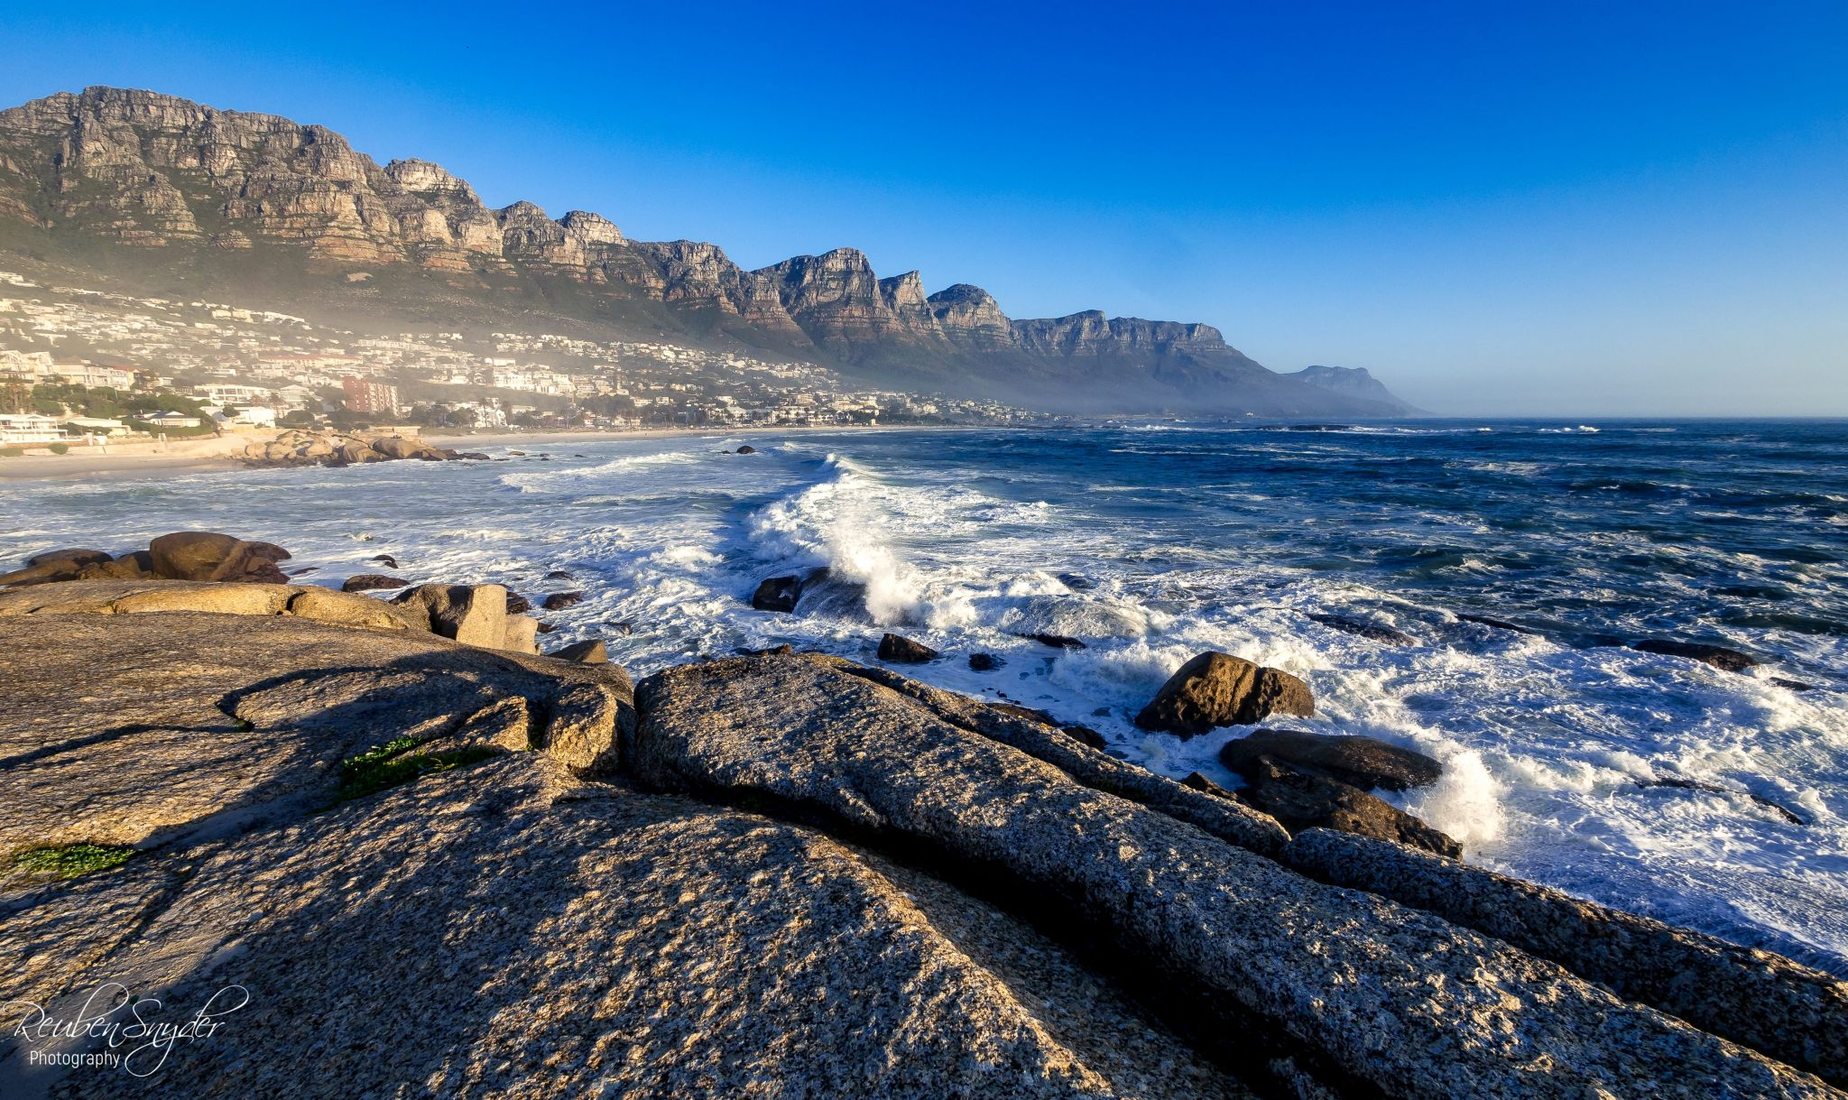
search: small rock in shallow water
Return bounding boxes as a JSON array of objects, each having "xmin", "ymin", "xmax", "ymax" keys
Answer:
[
  {"xmin": 878, "ymin": 633, "xmax": 938, "ymax": 663},
  {"xmin": 1239, "ymin": 755, "xmax": 1462, "ymax": 858},
  {"xmin": 548, "ymin": 639, "xmax": 608, "ymax": 664},
  {"xmin": 1134, "ymin": 651, "xmax": 1314, "ymax": 737},
  {"xmin": 1635, "ymin": 776, "xmax": 1806, "ymax": 825},
  {"xmin": 750, "ymin": 575, "xmax": 805, "ymax": 614},
  {"xmin": 1220, "ymin": 730, "xmax": 1442, "ymax": 792},
  {"xmin": 342, "ymin": 574, "xmax": 409, "ymax": 593},
  {"xmin": 1456, "ymin": 612, "xmax": 1542, "ymax": 635},
  {"xmin": 1306, "ymin": 612, "xmax": 1417, "ymax": 646},
  {"xmin": 1631, "ymin": 638, "xmax": 1759, "ymax": 673}
]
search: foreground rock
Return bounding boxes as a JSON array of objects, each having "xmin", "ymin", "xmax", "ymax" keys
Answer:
[
  {"xmin": 1134, "ymin": 651, "xmax": 1314, "ymax": 736},
  {"xmin": 1285, "ymin": 828, "xmax": 1848, "ymax": 1083},
  {"xmin": 149, "ymin": 531, "xmax": 292, "ymax": 583},
  {"xmin": 0, "ymin": 577, "xmax": 543, "ymax": 656},
  {"xmin": 0, "ymin": 609, "xmax": 633, "ymax": 859},
  {"xmin": 633, "ymin": 651, "xmax": 1834, "ymax": 1097},
  {"xmin": 3, "ymin": 590, "xmax": 1843, "ymax": 1097},
  {"xmin": 0, "ymin": 531, "xmax": 292, "ymax": 588}
]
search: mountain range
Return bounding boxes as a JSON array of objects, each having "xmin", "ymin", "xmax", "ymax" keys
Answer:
[{"xmin": 0, "ymin": 87, "xmax": 1419, "ymax": 416}]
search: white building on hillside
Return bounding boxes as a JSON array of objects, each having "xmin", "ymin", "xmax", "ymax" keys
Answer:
[{"xmin": 0, "ymin": 412, "xmax": 64, "ymax": 444}]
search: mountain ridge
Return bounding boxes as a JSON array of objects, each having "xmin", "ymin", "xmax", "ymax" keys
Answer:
[{"xmin": 0, "ymin": 86, "xmax": 1420, "ymax": 416}]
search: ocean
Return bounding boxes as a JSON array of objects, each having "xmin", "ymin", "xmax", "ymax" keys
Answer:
[{"xmin": 6, "ymin": 418, "xmax": 1845, "ymax": 973}]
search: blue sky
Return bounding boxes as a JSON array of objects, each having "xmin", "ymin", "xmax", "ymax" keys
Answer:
[{"xmin": 2, "ymin": 2, "xmax": 1845, "ymax": 414}]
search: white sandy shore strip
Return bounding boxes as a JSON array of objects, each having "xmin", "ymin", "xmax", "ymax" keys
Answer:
[{"xmin": 0, "ymin": 424, "xmax": 972, "ymax": 483}]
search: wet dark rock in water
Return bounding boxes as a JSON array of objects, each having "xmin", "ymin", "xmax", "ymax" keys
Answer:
[
  {"xmin": 505, "ymin": 592, "xmax": 533, "ymax": 615},
  {"xmin": 1771, "ymin": 677, "xmax": 1818, "ymax": 693},
  {"xmin": 342, "ymin": 574, "xmax": 409, "ymax": 593},
  {"xmin": 1456, "ymin": 612, "xmax": 1542, "ymax": 635},
  {"xmin": 1057, "ymin": 572, "xmax": 1096, "ymax": 591},
  {"xmin": 1238, "ymin": 755, "xmax": 1463, "ymax": 858},
  {"xmin": 1306, "ymin": 612, "xmax": 1417, "ymax": 646},
  {"xmin": 1022, "ymin": 632, "xmax": 1088, "ymax": 650},
  {"xmin": 1632, "ymin": 639, "xmax": 1760, "ymax": 673},
  {"xmin": 968, "ymin": 652, "xmax": 1003, "ymax": 671},
  {"xmin": 751, "ymin": 575, "xmax": 805, "ymax": 614},
  {"xmin": 543, "ymin": 591, "xmax": 585, "ymax": 612},
  {"xmin": 1220, "ymin": 730, "xmax": 1442, "ymax": 792},
  {"xmin": 369, "ymin": 554, "xmax": 399, "ymax": 569},
  {"xmin": 877, "ymin": 633, "xmax": 938, "ymax": 663},
  {"xmin": 1134, "ymin": 651, "xmax": 1314, "ymax": 737},
  {"xmin": 1181, "ymin": 771, "xmax": 1238, "ymax": 799},
  {"xmin": 1635, "ymin": 777, "xmax": 1807, "ymax": 825}
]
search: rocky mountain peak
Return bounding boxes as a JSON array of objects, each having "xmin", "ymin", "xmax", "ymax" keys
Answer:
[
  {"xmin": 877, "ymin": 270, "xmax": 928, "ymax": 309},
  {"xmin": 386, "ymin": 159, "xmax": 481, "ymax": 203},
  {"xmin": 561, "ymin": 210, "xmax": 622, "ymax": 244}
]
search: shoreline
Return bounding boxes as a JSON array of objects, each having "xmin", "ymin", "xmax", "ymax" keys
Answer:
[{"xmin": 0, "ymin": 422, "xmax": 974, "ymax": 483}]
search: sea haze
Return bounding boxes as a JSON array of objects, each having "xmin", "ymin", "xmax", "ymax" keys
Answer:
[{"xmin": 5, "ymin": 418, "xmax": 1845, "ymax": 972}]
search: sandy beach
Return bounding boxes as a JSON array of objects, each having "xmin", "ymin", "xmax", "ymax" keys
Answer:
[
  {"xmin": 0, "ymin": 423, "xmax": 958, "ymax": 482},
  {"xmin": 0, "ymin": 431, "xmax": 266, "ymax": 482}
]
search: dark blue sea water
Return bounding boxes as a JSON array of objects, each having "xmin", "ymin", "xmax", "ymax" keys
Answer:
[{"xmin": 5, "ymin": 418, "xmax": 1845, "ymax": 971}]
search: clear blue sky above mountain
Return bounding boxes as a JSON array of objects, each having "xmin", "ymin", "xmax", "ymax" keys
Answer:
[{"xmin": 2, "ymin": 2, "xmax": 1845, "ymax": 415}]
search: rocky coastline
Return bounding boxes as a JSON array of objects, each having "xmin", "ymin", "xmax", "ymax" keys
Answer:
[
  {"xmin": 1, "ymin": 536, "xmax": 1845, "ymax": 1097},
  {"xmin": 239, "ymin": 428, "xmax": 490, "ymax": 468}
]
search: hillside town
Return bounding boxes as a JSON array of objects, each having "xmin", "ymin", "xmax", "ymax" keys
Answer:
[{"xmin": 0, "ymin": 270, "xmax": 1042, "ymax": 448}]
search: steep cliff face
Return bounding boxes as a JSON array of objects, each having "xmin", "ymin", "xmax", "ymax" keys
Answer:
[{"xmin": 0, "ymin": 86, "xmax": 1419, "ymax": 417}]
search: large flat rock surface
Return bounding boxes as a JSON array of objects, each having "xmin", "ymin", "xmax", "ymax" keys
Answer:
[
  {"xmin": 0, "ymin": 610, "xmax": 632, "ymax": 854},
  {"xmin": 3, "ymin": 756, "xmax": 1238, "ymax": 1099}
]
